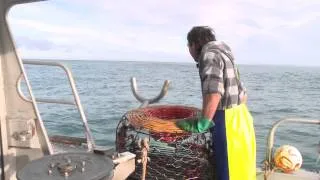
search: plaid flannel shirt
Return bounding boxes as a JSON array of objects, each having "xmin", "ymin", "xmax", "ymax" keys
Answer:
[{"xmin": 198, "ymin": 41, "xmax": 246, "ymax": 110}]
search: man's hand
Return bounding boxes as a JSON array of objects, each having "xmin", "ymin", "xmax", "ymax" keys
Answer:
[{"xmin": 176, "ymin": 116, "xmax": 214, "ymax": 133}]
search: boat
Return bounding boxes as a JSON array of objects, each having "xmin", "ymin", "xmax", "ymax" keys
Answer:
[{"xmin": 0, "ymin": 0, "xmax": 319, "ymax": 179}]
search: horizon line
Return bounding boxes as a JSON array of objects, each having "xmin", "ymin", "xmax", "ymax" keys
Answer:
[{"xmin": 22, "ymin": 58, "xmax": 320, "ymax": 68}]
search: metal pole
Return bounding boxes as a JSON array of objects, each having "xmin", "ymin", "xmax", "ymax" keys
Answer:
[
  {"xmin": 131, "ymin": 77, "xmax": 170, "ymax": 106},
  {"xmin": 23, "ymin": 60, "xmax": 95, "ymax": 151}
]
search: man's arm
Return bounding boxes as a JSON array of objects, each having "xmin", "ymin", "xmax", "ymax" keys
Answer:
[
  {"xmin": 202, "ymin": 93, "xmax": 221, "ymax": 120},
  {"xmin": 200, "ymin": 51, "xmax": 224, "ymax": 121},
  {"xmin": 176, "ymin": 51, "xmax": 224, "ymax": 133},
  {"xmin": 176, "ymin": 91, "xmax": 221, "ymax": 133},
  {"xmin": 239, "ymin": 80, "xmax": 248, "ymax": 104},
  {"xmin": 241, "ymin": 93, "xmax": 248, "ymax": 104}
]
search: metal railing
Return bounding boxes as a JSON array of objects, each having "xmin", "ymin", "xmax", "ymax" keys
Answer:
[
  {"xmin": 265, "ymin": 118, "xmax": 320, "ymax": 172},
  {"xmin": 18, "ymin": 60, "xmax": 95, "ymax": 151}
]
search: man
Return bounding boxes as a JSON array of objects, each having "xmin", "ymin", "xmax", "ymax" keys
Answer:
[{"xmin": 177, "ymin": 26, "xmax": 256, "ymax": 180}]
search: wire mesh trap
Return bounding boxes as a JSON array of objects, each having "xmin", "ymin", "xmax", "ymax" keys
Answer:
[{"xmin": 116, "ymin": 105, "xmax": 214, "ymax": 180}]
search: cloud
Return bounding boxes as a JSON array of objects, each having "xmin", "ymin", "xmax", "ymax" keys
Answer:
[
  {"xmin": 10, "ymin": 18, "xmax": 96, "ymax": 36},
  {"xmin": 16, "ymin": 36, "xmax": 56, "ymax": 51},
  {"xmin": 6, "ymin": 0, "xmax": 320, "ymax": 65},
  {"xmin": 198, "ymin": 0, "xmax": 320, "ymax": 42}
]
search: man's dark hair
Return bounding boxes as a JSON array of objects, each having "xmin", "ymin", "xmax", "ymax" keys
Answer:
[{"xmin": 187, "ymin": 26, "xmax": 216, "ymax": 55}]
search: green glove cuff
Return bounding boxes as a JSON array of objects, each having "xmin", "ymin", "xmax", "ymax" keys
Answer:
[{"xmin": 197, "ymin": 117, "xmax": 214, "ymax": 132}]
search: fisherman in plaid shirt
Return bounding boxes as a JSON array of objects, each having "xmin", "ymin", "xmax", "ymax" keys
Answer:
[{"xmin": 177, "ymin": 26, "xmax": 256, "ymax": 180}]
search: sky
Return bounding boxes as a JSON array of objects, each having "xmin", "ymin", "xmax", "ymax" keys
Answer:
[{"xmin": 6, "ymin": 0, "xmax": 320, "ymax": 66}]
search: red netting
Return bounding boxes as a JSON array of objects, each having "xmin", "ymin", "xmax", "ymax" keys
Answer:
[
  {"xmin": 125, "ymin": 105, "xmax": 199, "ymax": 134},
  {"xmin": 143, "ymin": 105, "xmax": 196, "ymax": 119}
]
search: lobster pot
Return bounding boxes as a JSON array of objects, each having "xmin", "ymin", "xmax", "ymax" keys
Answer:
[{"xmin": 116, "ymin": 105, "xmax": 214, "ymax": 180}]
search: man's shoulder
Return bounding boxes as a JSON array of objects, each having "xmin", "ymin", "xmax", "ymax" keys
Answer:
[{"xmin": 202, "ymin": 51, "xmax": 218, "ymax": 61}]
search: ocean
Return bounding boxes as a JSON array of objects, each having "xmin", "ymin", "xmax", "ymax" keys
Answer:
[{"xmin": 23, "ymin": 60, "xmax": 320, "ymax": 172}]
